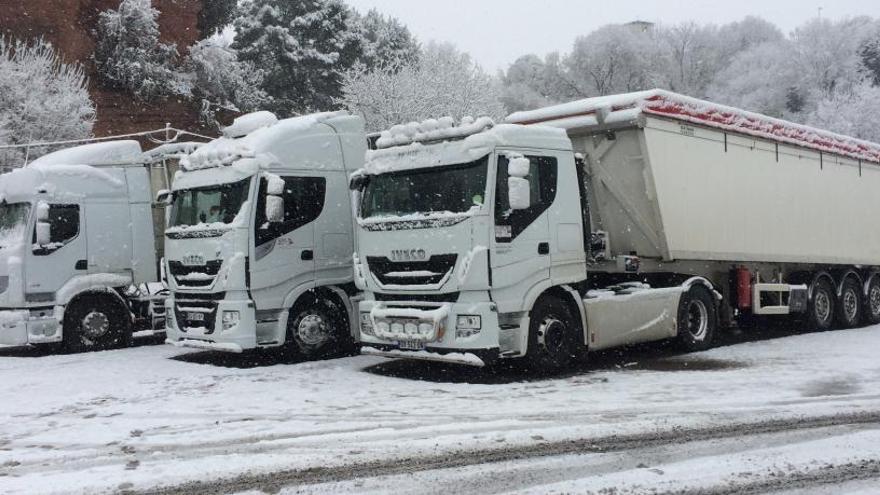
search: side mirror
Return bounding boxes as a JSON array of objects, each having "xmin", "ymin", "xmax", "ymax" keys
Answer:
[
  {"xmin": 156, "ymin": 189, "xmax": 172, "ymax": 205},
  {"xmin": 508, "ymin": 157, "xmax": 531, "ymax": 178},
  {"xmin": 36, "ymin": 201, "xmax": 50, "ymax": 221},
  {"xmin": 35, "ymin": 221, "xmax": 51, "ymax": 246},
  {"xmin": 265, "ymin": 195, "xmax": 284, "ymax": 223},
  {"xmin": 508, "ymin": 177, "xmax": 531, "ymax": 210}
]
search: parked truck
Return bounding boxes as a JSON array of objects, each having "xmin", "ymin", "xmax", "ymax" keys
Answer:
[
  {"xmin": 352, "ymin": 90, "xmax": 880, "ymax": 370},
  {"xmin": 163, "ymin": 111, "xmax": 366, "ymax": 356},
  {"xmin": 0, "ymin": 140, "xmax": 173, "ymax": 352}
]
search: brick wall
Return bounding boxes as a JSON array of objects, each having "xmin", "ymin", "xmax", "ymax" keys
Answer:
[{"xmin": 0, "ymin": 0, "xmax": 213, "ymax": 138}]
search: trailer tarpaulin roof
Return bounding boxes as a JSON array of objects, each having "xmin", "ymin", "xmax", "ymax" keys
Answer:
[{"xmin": 507, "ymin": 89, "xmax": 880, "ymax": 164}]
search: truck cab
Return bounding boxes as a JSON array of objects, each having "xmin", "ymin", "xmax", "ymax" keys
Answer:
[
  {"xmin": 164, "ymin": 111, "xmax": 366, "ymax": 356},
  {"xmin": 353, "ymin": 119, "xmax": 590, "ymax": 366},
  {"xmin": 0, "ymin": 141, "xmax": 166, "ymax": 351}
]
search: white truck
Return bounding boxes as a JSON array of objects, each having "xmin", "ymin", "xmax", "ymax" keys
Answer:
[
  {"xmin": 163, "ymin": 111, "xmax": 366, "ymax": 356},
  {"xmin": 353, "ymin": 90, "xmax": 880, "ymax": 370},
  {"xmin": 0, "ymin": 141, "xmax": 171, "ymax": 352}
]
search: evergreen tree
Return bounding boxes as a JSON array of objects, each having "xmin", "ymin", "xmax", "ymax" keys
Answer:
[
  {"xmin": 198, "ymin": 0, "xmax": 238, "ymax": 37},
  {"xmin": 357, "ymin": 9, "xmax": 420, "ymax": 68},
  {"xmin": 94, "ymin": 0, "xmax": 181, "ymax": 99},
  {"xmin": 232, "ymin": 0, "xmax": 365, "ymax": 115},
  {"xmin": 861, "ymin": 34, "xmax": 880, "ymax": 86}
]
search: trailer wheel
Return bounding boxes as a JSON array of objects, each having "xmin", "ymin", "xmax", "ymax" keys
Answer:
[
  {"xmin": 807, "ymin": 278, "xmax": 835, "ymax": 331},
  {"xmin": 836, "ymin": 277, "xmax": 863, "ymax": 329},
  {"xmin": 676, "ymin": 284, "xmax": 717, "ymax": 352},
  {"xmin": 526, "ymin": 296, "xmax": 578, "ymax": 373},
  {"xmin": 864, "ymin": 277, "xmax": 880, "ymax": 325},
  {"xmin": 286, "ymin": 295, "xmax": 349, "ymax": 359},
  {"xmin": 63, "ymin": 293, "xmax": 132, "ymax": 353}
]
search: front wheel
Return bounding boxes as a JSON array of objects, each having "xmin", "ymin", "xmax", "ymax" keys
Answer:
[
  {"xmin": 676, "ymin": 284, "xmax": 717, "ymax": 352},
  {"xmin": 286, "ymin": 296, "xmax": 351, "ymax": 359},
  {"xmin": 526, "ymin": 296, "xmax": 580, "ymax": 373},
  {"xmin": 63, "ymin": 294, "xmax": 132, "ymax": 353}
]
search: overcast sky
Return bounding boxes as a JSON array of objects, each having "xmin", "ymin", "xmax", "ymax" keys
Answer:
[{"xmin": 346, "ymin": 0, "xmax": 880, "ymax": 72}]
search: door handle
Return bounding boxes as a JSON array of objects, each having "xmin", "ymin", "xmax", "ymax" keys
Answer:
[
  {"xmin": 75, "ymin": 259, "xmax": 88, "ymax": 270},
  {"xmin": 538, "ymin": 242, "xmax": 550, "ymax": 255},
  {"xmin": 301, "ymin": 250, "xmax": 314, "ymax": 261}
]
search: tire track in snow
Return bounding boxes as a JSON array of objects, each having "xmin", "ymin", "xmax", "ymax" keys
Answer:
[{"xmin": 132, "ymin": 410, "xmax": 880, "ymax": 495}]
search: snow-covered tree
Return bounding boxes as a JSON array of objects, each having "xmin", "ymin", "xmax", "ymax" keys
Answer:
[
  {"xmin": 807, "ymin": 82, "xmax": 880, "ymax": 143},
  {"xmin": 860, "ymin": 31, "xmax": 880, "ymax": 86},
  {"xmin": 501, "ymin": 53, "xmax": 575, "ymax": 112},
  {"xmin": 357, "ymin": 8, "xmax": 420, "ymax": 68},
  {"xmin": 232, "ymin": 0, "xmax": 365, "ymax": 116},
  {"xmin": 339, "ymin": 42, "xmax": 505, "ymax": 132},
  {"xmin": 0, "ymin": 37, "xmax": 94, "ymax": 170},
  {"xmin": 184, "ymin": 38, "xmax": 271, "ymax": 123},
  {"xmin": 660, "ymin": 22, "xmax": 724, "ymax": 96},
  {"xmin": 94, "ymin": 0, "xmax": 181, "ymax": 100},
  {"xmin": 565, "ymin": 24, "xmax": 666, "ymax": 96},
  {"xmin": 706, "ymin": 41, "xmax": 799, "ymax": 117},
  {"xmin": 198, "ymin": 0, "xmax": 238, "ymax": 37}
]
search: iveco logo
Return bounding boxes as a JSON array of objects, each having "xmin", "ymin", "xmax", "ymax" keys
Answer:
[
  {"xmin": 182, "ymin": 254, "xmax": 206, "ymax": 266},
  {"xmin": 390, "ymin": 249, "xmax": 427, "ymax": 262}
]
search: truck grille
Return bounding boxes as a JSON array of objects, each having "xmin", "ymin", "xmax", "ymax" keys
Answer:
[
  {"xmin": 168, "ymin": 260, "xmax": 223, "ymax": 288},
  {"xmin": 174, "ymin": 292, "xmax": 224, "ymax": 333},
  {"xmin": 366, "ymin": 254, "xmax": 457, "ymax": 286}
]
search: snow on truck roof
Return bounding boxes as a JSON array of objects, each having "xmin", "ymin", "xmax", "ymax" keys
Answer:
[
  {"xmin": 181, "ymin": 110, "xmax": 351, "ymax": 172},
  {"xmin": 364, "ymin": 117, "xmax": 571, "ymax": 175},
  {"xmin": 506, "ymin": 89, "xmax": 880, "ymax": 164},
  {"xmin": 28, "ymin": 140, "xmax": 144, "ymax": 167}
]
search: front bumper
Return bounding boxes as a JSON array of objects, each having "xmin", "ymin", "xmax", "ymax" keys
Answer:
[
  {"xmin": 164, "ymin": 295, "xmax": 257, "ymax": 351},
  {"xmin": 0, "ymin": 308, "xmax": 62, "ymax": 347},
  {"xmin": 358, "ymin": 299, "xmax": 501, "ymax": 366}
]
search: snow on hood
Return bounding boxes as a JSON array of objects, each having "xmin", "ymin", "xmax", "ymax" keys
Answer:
[
  {"xmin": 182, "ymin": 111, "xmax": 348, "ymax": 171},
  {"xmin": 28, "ymin": 140, "xmax": 144, "ymax": 167},
  {"xmin": 362, "ymin": 124, "xmax": 570, "ymax": 175},
  {"xmin": 507, "ymin": 89, "xmax": 880, "ymax": 164}
]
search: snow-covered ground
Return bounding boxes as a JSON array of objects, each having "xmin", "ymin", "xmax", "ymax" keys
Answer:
[{"xmin": 2, "ymin": 326, "xmax": 880, "ymax": 494}]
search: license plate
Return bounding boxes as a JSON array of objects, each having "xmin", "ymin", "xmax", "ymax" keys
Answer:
[
  {"xmin": 398, "ymin": 339, "xmax": 426, "ymax": 351},
  {"xmin": 188, "ymin": 312, "xmax": 205, "ymax": 322}
]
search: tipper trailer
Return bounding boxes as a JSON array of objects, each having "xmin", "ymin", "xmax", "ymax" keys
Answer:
[
  {"xmin": 164, "ymin": 111, "xmax": 366, "ymax": 356},
  {"xmin": 353, "ymin": 90, "xmax": 880, "ymax": 370},
  {"xmin": 0, "ymin": 141, "xmax": 177, "ymax": 352}
]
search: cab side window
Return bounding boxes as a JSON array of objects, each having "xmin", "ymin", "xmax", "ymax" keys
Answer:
[
  {"xmin": 494, "ymin": 155, "xmax": 557, "ymax": 242},
  {"xmin": 33, "ymin": 204, "xmax": 80, "ymax": 255},
  {"xmin": 255, "ymin": 176, "xmax": 326, "ymax": 246}
]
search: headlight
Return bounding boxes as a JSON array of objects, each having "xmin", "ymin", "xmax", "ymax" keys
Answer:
[
  {"xmin": 222, "ymin": 311, "xmax": 240, "ymax": 331},
  {"xmin": 360, "ymin": 312, "xmax": 374, "ymax": 336},
  {"xmin": 456, "ymin": 315, "xmax": 481, "ymax": 339}
]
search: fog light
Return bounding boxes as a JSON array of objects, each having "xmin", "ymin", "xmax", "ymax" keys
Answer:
[
  {"xmin": 405, "ymin": 322, "xmax": 419, "ymax": 335},
  {"xmin": 390, "ymin": 322, "xmax": 404, "ymax": 335},
  {"xmin": 456, "ymin": 314, "xmax": 481, "ymax": 339},
  {"xmin": 418, "ymin": 322, "xmax": 433, "ymax": 335},
  {"xmin": 360, "ymin": 312, "xmax": 374, "ymax": 336},
  {"xmin": 376, "ymin": 321, "xmax": 390, "ymax": 335},
  {"xmin": 222, "ymin": 311, "xmax": 240, "ymax": 331}
]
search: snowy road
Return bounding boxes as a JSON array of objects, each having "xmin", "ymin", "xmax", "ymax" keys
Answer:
[{"xmin": 2, "ymin": 325, "xmax": 880, "ymax": 494}]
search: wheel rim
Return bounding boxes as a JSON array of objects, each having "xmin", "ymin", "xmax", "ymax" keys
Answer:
[
  {"xmin": 869, "ymin": 285, "xmax": 880, "ymax": 318},
  {"xmin": 81, "ymin": 311, "xmax": 110, "ymax": 339},
  {"xmin": 296, "ymin": 313, "xmax": 329, "ymax": 348},
  {"xmin": 686, "ymin": 299, "xmax": 709, "ymax": 341},
  {"xmin": 537, "ymin": 317, "xmax": 567, "ymax": 354},
  {"xmin": 842, "ymin": 288, "xmax": 859, "ymax": 322},
  {"xmin": 815, "ymin": 290, "xmax": 832, "ymax": 324}
]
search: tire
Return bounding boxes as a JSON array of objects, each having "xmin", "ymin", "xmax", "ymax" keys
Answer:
[
  {"xmin": 286, "ymin": 295, "xmax": 351, "ymax": 359},
  {"xmin": 676, "ymin": 284, "xmax": 717, "ymax": 352},
  {"xmin": 63, "ymin": 293, "xmax": 132, "ymax": 353},
  {"xmin": 807, "ymin": 277, "xmax": 835, "ymax": 331},
  {"xmin": 836, "ymin": 277, "xmax": 862, "ymax": 329},
  {"xmin": 525, "ymin": 296, "xmax": 579, "ymax": 373},
  {"xmin": 864, "ymin": 276, "xmax": 880, "ymax": 325}
]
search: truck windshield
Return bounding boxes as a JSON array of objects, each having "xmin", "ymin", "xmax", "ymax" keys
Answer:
[
  {"xmin": 0, "ymin": 202, "xmax": 31, "ymax": 248},
  {"xmin": 360, "ymin": 156, "xmax": 488, "ymax": 219},
  {"xmin": 170, "ymin": 179, "xmax": 250, "ymax": 227}
]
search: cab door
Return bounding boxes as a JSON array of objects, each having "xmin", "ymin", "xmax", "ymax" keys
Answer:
[
  {"xmin": 490, "ymin": 152, "xmax": 558, "ymax": 313},
  {"xmin": 26, "ymin": 204, "xmax": 86, "ymax": 300},
  {"xmin": 249, "ymin": 175, "xmax": 326, "ymax": 311}
]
